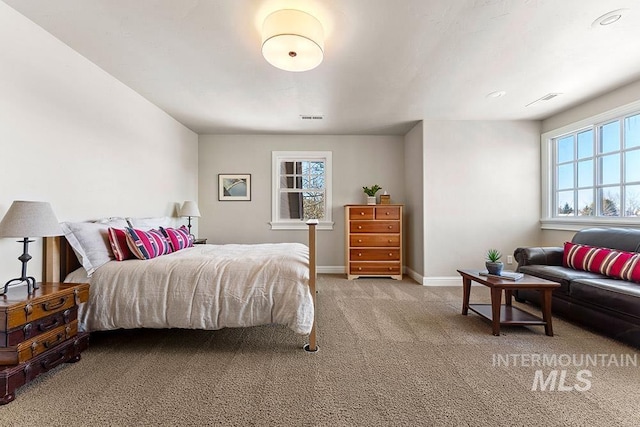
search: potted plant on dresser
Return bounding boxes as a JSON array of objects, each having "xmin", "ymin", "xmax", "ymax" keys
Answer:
[{"xmin": 362, "ymin": 185, "xmax": 382, "ymax": 205}]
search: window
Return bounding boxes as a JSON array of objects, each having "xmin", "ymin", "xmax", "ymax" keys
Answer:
[
  {"xmin": 542, "ymin": 103, "xmax": 640, "ymax": 230},
  {"xmin": 270, "ymin": 151, "xmax": 333, "ymax": 230}
]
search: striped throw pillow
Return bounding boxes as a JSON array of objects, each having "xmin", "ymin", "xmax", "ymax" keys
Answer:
[
  {"xmin": 125, "ymin": 227, "xmax": 172, "ymax": 260},
  {"xmin": 563, "ymin": 242, "xmax": 640, "ymax": 283},
  {"xmin": 107, "ymin": 227, "xmax": 134, "ymax": 261},
  {"xmin": 160, "ymin": 226, "xmax": 194, "ymax": 252}
]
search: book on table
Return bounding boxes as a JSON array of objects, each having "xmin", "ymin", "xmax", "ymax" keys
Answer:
[{"xmin": 479, "ymin": 271, "xmax": 524, "ymax": 281}]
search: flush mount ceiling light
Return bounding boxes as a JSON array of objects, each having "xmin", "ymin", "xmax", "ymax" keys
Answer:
[
  {"xmin": 486, "ymin": 91, "xmax": 506, "ymax": 98},
  {"xmin": 262, "ymin": 9, "xmax": 324, "ymax": 72},
  {"xmin": 592, "ymin": 9, "xmax": 626, "ymax": 27}
]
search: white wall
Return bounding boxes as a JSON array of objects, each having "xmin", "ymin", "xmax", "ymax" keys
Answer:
[
  {"xmin": 0, "ymin": 3, "xmax": 198, "ymax": 282},
  {"xmin": 198, "ymin": 134, "xmax": 405, "ymax": 268},
  {"xmin": 422, "ymin": 120, "xmax": 542, "ymax": 279},
  {"xmin": 403, "ymin": 122, "xmax": 424, "ymax": 278}
]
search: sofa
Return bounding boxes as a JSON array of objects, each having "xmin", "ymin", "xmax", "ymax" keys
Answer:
[{"xmin": 513, "ymin": 227, "xmax": 640, "ymax": 349}]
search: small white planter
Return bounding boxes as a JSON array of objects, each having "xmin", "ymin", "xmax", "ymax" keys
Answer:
[{"xmin": 366, "ymin": 196, "xmax": 376, "ymax": 205}]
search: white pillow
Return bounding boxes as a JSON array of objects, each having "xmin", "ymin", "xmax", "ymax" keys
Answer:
[
  {"xmin": 128, "ymin": 216, "xmax": 174, "ymax": 230},
  {"xmin": 60, "ymin": 218, "xmax": 128, "ymax": 276}
]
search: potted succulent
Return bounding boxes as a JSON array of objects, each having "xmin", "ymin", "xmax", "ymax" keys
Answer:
[
  {"xmin": 486, "ymin": 249, "xmax": 504, "ymax": 275},
  {"xmin": 362, "ymin": 185, "xmax": 382, "ymax": 205}
]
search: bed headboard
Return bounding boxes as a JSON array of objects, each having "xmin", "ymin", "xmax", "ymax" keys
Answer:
[{"xmin": 43, "ymin": 236, "xmax": 81, "ymax": 282}]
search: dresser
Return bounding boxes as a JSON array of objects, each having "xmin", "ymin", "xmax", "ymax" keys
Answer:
[
  {"xmin": 345, "ymin": 204, "xmax": 403, "ymax": 280},
  {"xmin": 0, "ymin": 282, "xmax": 90, "ymax": 405}
]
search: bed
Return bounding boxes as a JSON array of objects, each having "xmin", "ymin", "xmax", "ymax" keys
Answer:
[{"xmin": 42, "ymin": 218, "xmax": 318, "ymax": 352}]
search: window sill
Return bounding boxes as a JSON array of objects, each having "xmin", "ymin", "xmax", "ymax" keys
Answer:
[
  {"xmin": 540, "ymin": 217, "xmax": 640, "ymax": 231},
  {"xmin": 269, "ymin": 221, "xmax": 334, "ymax": 231}
]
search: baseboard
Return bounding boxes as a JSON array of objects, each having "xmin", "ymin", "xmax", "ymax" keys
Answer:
[
  {"xmin": 403, "ymin": 267, "xmax": 461, "ymax": 286},
  {"xmin": 318, "ymin": 266, "xmax": 345, "ymax": 274}
]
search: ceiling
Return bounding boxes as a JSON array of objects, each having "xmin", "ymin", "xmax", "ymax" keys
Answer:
[{"xmin": 4, "ymin": 0, "xmax": 640, "ymax": 135}]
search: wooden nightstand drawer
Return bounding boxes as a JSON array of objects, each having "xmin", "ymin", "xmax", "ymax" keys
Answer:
[
  {"xmin": 375, "ymin": 206, "xmax": 400, "ymax": 220},
  {"xmin": 349, "ymin": 207, "xmax": 374, "ymax": 220},
  {"xmin": 350, "ymin": 249, "xmax": 400, "ymax": 261},
  {"xmin": 350, "ymin": 221, "xmax": 400, "ymax": 233},
  {"xmin": 350, "ymin": 262, "xmax": 401, "ymax": 275},
  {"xmin": 0, "ymin": 283, "xmax": 89, "ymax": 331},
  {"xmin": 1, "ymin": 307, "xmax": 77, "ymax": 347},
  {"xmin": 0, "ymin": 320, "xmax": 78, "ymax": 365},
  {"xmin": 350, "ymin": 235, "xmax": 400, "ymax": 247}
]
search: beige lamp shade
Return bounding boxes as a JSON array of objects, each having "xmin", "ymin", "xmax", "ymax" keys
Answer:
[
  {"xmin": 180, "ymin": 201, "xmax": 201, "ymax": 218},
  {"xmin": 262, "ymin": 9, "xmax": 324, "ymax": 72},
  {"xmin": 0, "ymin": 201, "xmax": 62, "ymax": 238}
]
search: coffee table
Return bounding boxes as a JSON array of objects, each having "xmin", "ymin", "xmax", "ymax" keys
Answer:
[{"xmin": 457, "ymin": 269, "xmax": 560, "ymax": 336}]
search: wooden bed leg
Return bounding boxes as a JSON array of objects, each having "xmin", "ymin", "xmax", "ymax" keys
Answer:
[{"xmin": 304, "ymin": 220, "xmax": 319, "ymax": 353}]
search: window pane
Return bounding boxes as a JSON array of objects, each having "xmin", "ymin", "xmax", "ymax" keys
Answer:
[
  {"xmin": 557, "ymin": 163, "xmax": 574, "ymax": 190},
  {"xmin": 625, "ymin": 184, "xmax": 640, "ymax": 217},
  {"xmin": 557, "ymin": 191, "xmax": 574, "ymax": 216},
  {"xmin": 302, "ymin": 161, "xmax": 324, "ymax": 174},
  {"xmin": 577, "ymin": 189, "xmax": 594, "ymax": 216},
  {"xmin": 303, "ymin": 192, "xmax": 325, "ymax": 219},
  {"xmin": 599, "ymin": 188, "xmax": 620, "ymax": 216},
  {"xmin": 599, "ymin": 121, "xmax": 620, "ymax": 153},
  {"xmin": 557, "ymin": 136, "xmax": 573, "ymax": 163},
  {"xmin": 577, "ymin": 160, "xmax": 593, "ymax": 188},
  {"xmin": 625, "ymin": 114, "xmax": 640, "ymax": 148},
  {"xmin": 577, "ymin": 130, "xmax": 593, "ymax": 159},
  {"xmin": 600, "ymin": 153, "xmax": 620, "ymax": 185},
  {"xmin": 302, "ymin": 175, "xmax": 324, "ymax": 189},
  {"xmin": 625, "ymin": 150, "xmax": 640, "ymax": 183},
  {"xmin": 279, "ymin": 191, "xmax": 303, "ymax": 219},
  {"xmin": 280, "ymin": 161, "xmax": 302, "ymax": 174}
]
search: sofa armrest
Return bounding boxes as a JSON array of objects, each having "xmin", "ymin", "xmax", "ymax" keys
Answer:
[{"xmin": 514, "ymin": 247, "xmax": 564, "ymax": 268}]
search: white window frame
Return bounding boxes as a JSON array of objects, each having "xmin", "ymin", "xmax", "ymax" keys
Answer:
[
  {"xmin": 270, "ymin": 151, "xmax": 334, "ymax": 230},
  {"xmin": 541, "ymin": 100, "xmax": 640, "ymax": 231}
]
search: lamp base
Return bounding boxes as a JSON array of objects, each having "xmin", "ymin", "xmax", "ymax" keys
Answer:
[{"xmin": 2, "ymin": 276, "xmax": 38, "ymax": 296}]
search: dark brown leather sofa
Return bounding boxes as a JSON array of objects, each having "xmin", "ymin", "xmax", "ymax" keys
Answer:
[{"xmin": 513, "ymin": 227, "xmax": 640, "ymax": 349}]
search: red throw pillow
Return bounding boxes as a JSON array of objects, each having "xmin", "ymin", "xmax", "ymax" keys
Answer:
[
  {"xmin": 563, "ymin": 241, "xmax": 640, "ymax": 283},
  {"xmin": 107, "ymin": 227, "xmax": 134, "ymax": 261},
  {"xmin": 125, "ymin": 228, "xmax": 173, "ymax": 260},
  {"xmin": 160, "ymin": 226, "xmax": 194, "ymax": 252}
]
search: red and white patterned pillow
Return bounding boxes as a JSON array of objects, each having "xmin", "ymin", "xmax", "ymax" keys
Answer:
[
  {"xmin": 563, "ymin": 242, "xmax": 640, "ymax": 283},
  {"xmin": 107, "ymin": 227, "xmax": 134, "ymax": 261},
  {"xmin": 160, "ymin": 226, "xmax": 194, "ymax": 252},
  {"xmin": 125, "ymin": 228, "xmax": 173, "ymax": 260}
]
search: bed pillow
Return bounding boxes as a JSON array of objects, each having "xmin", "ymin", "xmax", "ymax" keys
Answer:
[
  {"xmin": 128, "ymin": 216, "xmax": 174, "ymax": 230},
  {"xmin": 60, "ymin": 219, "xmax": 128, "ymax": 276},
  {"xmin": 125, "ymin": 227, "xmax": 172, "ymax": 260},
  {"xmin": 160, "ymin": 226, "xmax": 194, "ymax": 252},
  {"xmin": 107, "ymin": 227, "xmax": 134, "ymax": 261},
  {"xmin": 563, "ymin": 242, "xmax": 640, "ymax": 283}
]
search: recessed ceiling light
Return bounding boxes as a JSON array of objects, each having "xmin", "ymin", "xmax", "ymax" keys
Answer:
[
  {"xmin": 592, "ymin": 9, "xmax": 626, "ymax": 27},
  {"xmin": 487, "ymin": 91, "xmax": 506, "ymax": 98}
]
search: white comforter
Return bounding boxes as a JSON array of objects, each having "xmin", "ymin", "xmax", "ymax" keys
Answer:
[{"xmin": 65, "ymin": 243, "xmax": 313, "ymax": 335}]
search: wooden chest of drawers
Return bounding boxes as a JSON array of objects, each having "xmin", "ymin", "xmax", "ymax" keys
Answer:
[
  {"xmin": 0, "ymin": 282, "xmax": 89, "ymax": 405},
  {"xmin": 345, "ymin": 204, "xmax": 403, "ymax": 280}
]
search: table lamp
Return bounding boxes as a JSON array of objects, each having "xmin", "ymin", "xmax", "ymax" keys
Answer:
[
  {"xmin": 0, "ymin": 201, "xmax": 62, "ymax": 295},
  {"xmin": 179, "ymin": 201, "xmax": 201, "ymax": 238}
]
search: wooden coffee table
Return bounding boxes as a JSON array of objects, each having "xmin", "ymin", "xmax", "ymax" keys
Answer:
[{"xmin": 457, "ymin": 269, "xmax": 560, "ymax": 336}]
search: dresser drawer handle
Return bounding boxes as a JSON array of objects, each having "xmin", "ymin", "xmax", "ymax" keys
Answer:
[
  {"xmin": 388, "ymin": 239, "xmax": 393, "ymax": 243},
  {"xmin": 43, "ymin": 297, "xmax": 67, "ymax": 311},
  {"xmin": 42, "ymin": 332, "xmax": 65, "ymax": 349},
  {"xmin": 23, "ymin": 323, "xmax": 33, "ymax": 339},
  {"xmin": 358, "ymin": 267, "xmax": 362, "ymax": 271},
  {"xmin": 388, "ymin": 267, "xmax": 393, "ymax": 271},
  {"xmin": 358, "ymin": 226, "xmax": 362, "ymax": 229},
  {"xmin": 358, "ymin": 253, "xmax": 362, "ymax": 257},
  {"xmin": 74, "ymin": 288, "xmax": 81, "ymax": 305},
  {"xmin": 385, "ymin": 212, "xmax": 390, "ymax": 215},
  {"xmin": 360, "ymin": 212, "xmax": 365, "ymax": 215},
  {"xmin": 388, "ymin": 226, "xmax": 392, "ymax": 229},
  {"xmin": 389, "ymin": 253, "xmax": 393, "ymax": 257},
  {"xmin": 41, "ymin": 351, "xmax": 66, "ymax": 370},
  {"xmin": 358, "ymin": 239, "xmax": 362, "ymax": 243},
  {"xmin": 24, "ymin": 304, "xmax": 33, "ymax": 317},
  {"xmin": 38, "ymin": 317, "xmax": 61, "ymax": 332}
]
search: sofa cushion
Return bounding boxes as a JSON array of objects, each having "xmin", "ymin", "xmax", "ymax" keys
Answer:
[
  {"xmin": 572, "ymin": 227, "xmax": 640, "ymax": 253},
  {"xmin": 564, "ymin": 242, "xmax": 640, "ymax": 283},
  {"xmin": 518, "ymin": 265, "xmax": 607, "ymax": 294},
  {"xmin": 570, "ymin": 278, "xmax": 640, "ymax": 320}
]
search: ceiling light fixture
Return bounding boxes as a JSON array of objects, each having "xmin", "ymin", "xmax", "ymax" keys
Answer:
[
  {"xmin": 262, "ymin": 9, "xmax": 324, "ymax": 72},
  {"xmin": 592, "ymin": 9, "xmax": 625, "ymax": 27},
  {"xmin": 487, "ymin": 91, "xmax": 506, "ymax": 98}
]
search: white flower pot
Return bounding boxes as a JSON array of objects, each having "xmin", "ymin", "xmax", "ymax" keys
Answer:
[{"xmin": 366, "ymin": 196, "xmax": 376, "ymax": 205}]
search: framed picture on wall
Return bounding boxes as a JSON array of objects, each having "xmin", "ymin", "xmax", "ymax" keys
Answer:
[{"xmin": 218, "ymin": 174, "xmax": 251, "ymax": 201}]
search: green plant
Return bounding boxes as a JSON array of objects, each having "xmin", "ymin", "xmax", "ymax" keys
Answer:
[
  {"xmin": 362, "ymin": 185, "xmax": 382, "ymax": 196},
  {"xmin": 486, "ymin": 249, "xmax": 502, "ymax": 263}
]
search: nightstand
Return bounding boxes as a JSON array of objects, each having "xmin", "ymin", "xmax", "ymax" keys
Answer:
[
  {"xmin": 0, "ymin": 282, "xmax": 90, "ymax": 405},
  {"xmin": 193, "ymin": 238, "xmax": 207, "ymax": 245}
]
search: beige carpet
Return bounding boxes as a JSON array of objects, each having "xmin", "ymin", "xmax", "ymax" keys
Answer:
[{"xmin": 1, "ymin": 274, "xmax": 638, "ymax": 426}]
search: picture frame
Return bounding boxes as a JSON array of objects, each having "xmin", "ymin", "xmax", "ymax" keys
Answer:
[{"xmin": 218, "ymin": 174, "xmax": 251, "ymax": 201}]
